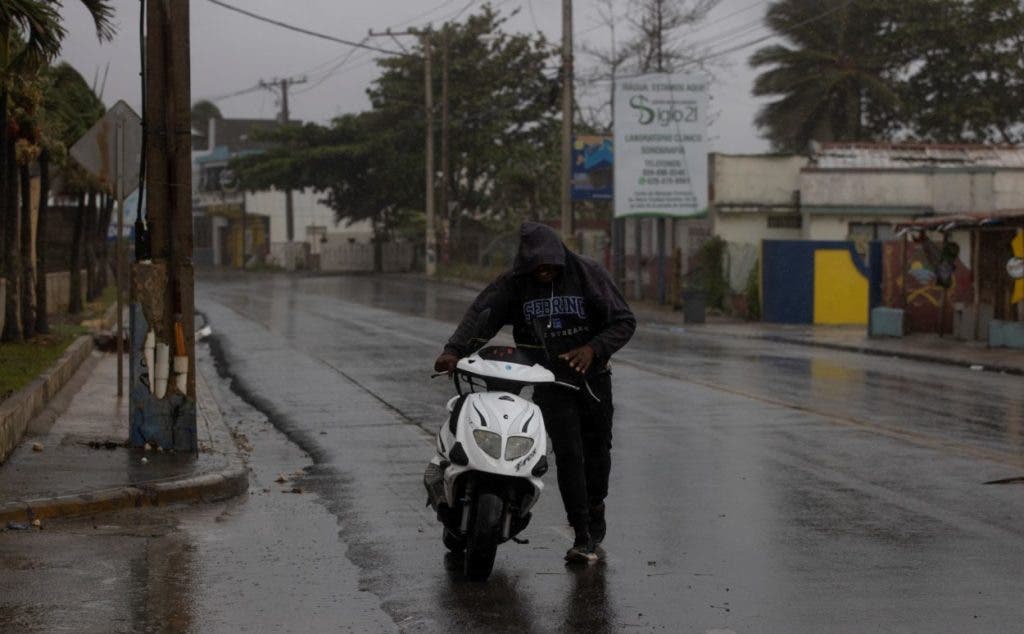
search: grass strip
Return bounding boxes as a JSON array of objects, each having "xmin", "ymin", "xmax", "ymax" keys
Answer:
[{"xmin": 0, "ymin": 324, "xmax": 86, "ymax": 402}]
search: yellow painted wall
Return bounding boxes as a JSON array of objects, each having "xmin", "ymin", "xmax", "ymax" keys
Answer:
[{"xmin": 813, "ymin": 249, "xmax": 868, "ymax": 325}]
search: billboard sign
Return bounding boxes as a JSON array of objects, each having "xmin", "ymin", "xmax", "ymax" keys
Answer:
[
  {"xmin": 571, "ymin": 135, "xmax": 613, "ymax": 201},
  {"xmin": 613, "ymin": 73, "xmax": 709, "ymax": 217}
]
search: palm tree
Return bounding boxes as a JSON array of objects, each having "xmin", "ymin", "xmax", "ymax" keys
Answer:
[
  {"xmin": 0, "ymin": 0, "xmax": 114, "ymax": 341},
  {"xmin": 33, "ymin": 62, "xmax": 102, "ymax": 329},
  {"xmin": 748, "ymin": 0, "xmax": 915, "ymax": 152}
]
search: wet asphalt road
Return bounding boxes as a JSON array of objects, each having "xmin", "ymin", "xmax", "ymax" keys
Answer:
[
  {"xmin": 196, "ymin": 272, "xmax": 1024, "ymax": 633},
  {"xmin": 4, "ymin": 271, "xmax": 1024, "ymax": 632}
]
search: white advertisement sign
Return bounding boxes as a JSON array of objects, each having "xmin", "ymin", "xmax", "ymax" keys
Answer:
[{"xmin": 613, "ymin": 73, "xmax": 709, "ymax": 218}]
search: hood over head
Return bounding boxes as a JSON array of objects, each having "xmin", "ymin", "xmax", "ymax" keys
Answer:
[{"xmin": 513, "ymin": 222, "xmax": 566, "ymax": 275}]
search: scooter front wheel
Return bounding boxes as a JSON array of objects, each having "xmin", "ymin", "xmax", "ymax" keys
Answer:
[
  {"xmin": 443, "ymin": 528, "xmax": 465, "ymax": 553},
  {"xmin": 464, "ymin": 493, "xmax": 502, "ymax": 580}
]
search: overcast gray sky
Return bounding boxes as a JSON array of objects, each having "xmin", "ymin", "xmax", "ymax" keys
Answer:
[{"xmin": 59, "ymin": 0, "xmax": 774, "ymax": 153}]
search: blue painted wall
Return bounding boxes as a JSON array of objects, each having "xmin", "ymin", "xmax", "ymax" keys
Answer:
[{"xmin": 762, "ymin": 240, "xmax": 870, "ymax": 325}]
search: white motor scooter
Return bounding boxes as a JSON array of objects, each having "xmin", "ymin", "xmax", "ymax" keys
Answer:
[{"xmin": 424, "ymin": 343, "xmax": 574, "ymax": 580}]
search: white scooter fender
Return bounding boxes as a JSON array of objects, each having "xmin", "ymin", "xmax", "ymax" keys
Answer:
[{"xmin": 432, "ymin": 390, "xmax": 548, "ymax": 517}]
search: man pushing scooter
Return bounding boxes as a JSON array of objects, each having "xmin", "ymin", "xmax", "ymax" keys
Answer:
[{"xmin": 435, "ymin": 222, "xmax": 636, "ymax": 563}]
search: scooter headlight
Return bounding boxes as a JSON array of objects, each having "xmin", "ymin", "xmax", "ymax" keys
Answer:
[
  {"xmin": 504, "ymin": 436, "xmax": 534, "ymax": 460},
  {"xmin": 472, "ymin": 429, "xmax": 502, "ymax": 459}
]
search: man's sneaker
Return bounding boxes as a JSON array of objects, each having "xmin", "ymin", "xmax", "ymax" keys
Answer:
[
  {"xmin": 589, "ymin": 503, "xmax": 606, "ymax": 545},
  {"xmin": 565, "ymin": 534, "xmax": 598, "ymax": 563}
]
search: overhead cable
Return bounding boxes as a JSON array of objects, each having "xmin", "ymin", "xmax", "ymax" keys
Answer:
[{"xmin": 206, "ymin": 0, "xmax": 409, "ymax": 57}]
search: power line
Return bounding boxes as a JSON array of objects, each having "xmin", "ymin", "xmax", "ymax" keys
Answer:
[
  {"xmin": 293, "ymin": 45, "xmax": 377, "ymax": 96},
  {"xmin": 389, "ymin": 0, "xmax": 463, "ymax": 29},
  {"xmin": 205, "ymin": 0, "xmax": 409, "ymax": 57},
  {"xmin": 526, "ymin": 0, "xmax": 542, "ymax": 33},
  {"xmin": 694, "ymin": 0, "xmax": 770, "ymax": 33},
  {"xmin": 687, "ymin": 0, "xmax": 858, "ymax": 68},
  {"xmin": 205, "ymin": 83, "xmax": 264, "ymax": 103},
  {"xmin": 590, "ymin": 0, "xmax": 858, "ymax": 81}
]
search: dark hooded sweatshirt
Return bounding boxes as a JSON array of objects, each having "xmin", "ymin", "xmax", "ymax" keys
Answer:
[{"xmin": 444, "ymin": 222, "xmax": 636, "ymax": 382}]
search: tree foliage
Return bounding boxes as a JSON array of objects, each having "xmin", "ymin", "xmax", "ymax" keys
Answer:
[
  {"xmin": 190, "ymin": 99, "xmax": 222, "ymax": 137},
  {"xmin": 902, "ymin": 0, "xmax": 1024, "ymax": 143},
  {"xmin": 1, "ymin": 1, "xmax": 112, "ymax": 342},
  {"xmin": 232, "ymin": 5, "xmax": 561, "ymax": 244},
  {"xmin": 751, "ymin": 0, "xmax": 1024, "ymax": 150}
]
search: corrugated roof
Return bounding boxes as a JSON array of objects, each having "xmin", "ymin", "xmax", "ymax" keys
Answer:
[
  {"xmin": 895, "ymin": 211, "xmax": 1024, "ymax": 231},
  {"xmin": 811, "ymin": 142, "xmax": 1024, "ymax": 169}
]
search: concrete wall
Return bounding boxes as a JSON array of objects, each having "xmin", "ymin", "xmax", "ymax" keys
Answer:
[
  {"xmin": 715, "ymin": 213, "xmax": 802, "ymax": 245},
  {"xmin": 762, "ymin": 240, "xmax": 869, "ymax": 325},
  {"xmin": 994, "ymin": 171, "xmax": 1024, "ymax": 211},
  {"xmin": 712, "ymin": 154, "xmax": 808, "ymax": 207},
  {"xmin": 801, "ymin": 169, "xmax": 999, "ymax": 214},
  {"xmin": 269, "ymin": 242, "xmax": 311, "ymax": 271},
  {"xmin": 802, "ymin": 171, "xmax": 931, "ymax": 210},
  {"xmin": 44, "ymin": 271, "xmax": 87, "ymax": 315},
  {"xmin": 319, "ymin": 242, "xmax": 414, "ymax": 273},
  {"xmin": 711, "ymin": 154, "xmax": 807, "ymax": 294},
  {"xmin": 245, "ymin": 189, "xmax": 373, "ymax": 244}
]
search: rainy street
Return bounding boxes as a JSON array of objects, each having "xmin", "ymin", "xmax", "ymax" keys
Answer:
[{"xmin": 6, "ymin": 271, "xmax": 1022, "ymax": 633}]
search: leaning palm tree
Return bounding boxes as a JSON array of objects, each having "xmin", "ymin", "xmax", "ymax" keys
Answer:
[
  {"xmin": 0, "ymin": 0, "xmax": 114, "ymax": 342},
  {"xmin": 748, "ymin": 0, "xmax": 914, "ymax": 152}
]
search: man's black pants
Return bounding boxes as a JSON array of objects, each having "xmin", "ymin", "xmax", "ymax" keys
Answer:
[{"xmin": 534, "ymin": 372, "xmax": 614, "ymax": 533}]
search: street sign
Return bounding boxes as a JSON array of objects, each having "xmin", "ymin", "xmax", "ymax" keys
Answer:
[
  {"xmin": 571, "ymin": 135, "xmax": 613, "ymax": 201},
  {"xmin": 69, "ymin": 100, "xmax": 143, "ymax": 196},
  {"xmin": 613, "ymin": 73, "xmax": 709, "ymax": 218},
  {"xmin": 70, "ymin": 99, "xmax": 142, "ymax": 399}
]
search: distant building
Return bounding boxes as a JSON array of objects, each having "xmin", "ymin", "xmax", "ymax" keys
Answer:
[
  {"xmin": 712, "ymin": 143, "xmax": 1024, "ymax": 293},
  {"xmin": 711, "ymin": 143, "xmax": 1024, "ymax": 339},
  {"xmin": 191, "ymin": 117, "xmax": 373, "ymax": 269}
]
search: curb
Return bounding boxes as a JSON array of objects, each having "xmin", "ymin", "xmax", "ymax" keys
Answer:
[
  {"xmin": 751, "ymin": 333, "xmax": 1024, "ymax": 377},
  {"xmin": 0, "ymin": 470, "xmax": 248, "ymax": 524},
  {"xmin": 0, "ymin": 351, "xmax": 249, "ymax": 524}
]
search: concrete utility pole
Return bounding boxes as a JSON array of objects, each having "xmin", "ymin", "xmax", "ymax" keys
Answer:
[
  {"xmin": 259, "ymin": 76, "xmax": 307, "ymax": 242},
  {"xmin": 368, "ymin": 28, "xmax": 435, "ymax": 275},
  {"xmin": 561, "ymin": 0, "xmax": 574, "ymax": 243}
]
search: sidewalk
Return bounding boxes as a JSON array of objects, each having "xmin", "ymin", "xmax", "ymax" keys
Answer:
[
  {"xmin": 631, "ymin": 303, "xmax": 1024, "ymax": 376},
  {"xmin": 0, "ymin": 349, "xmax": 247, "ymax": 525}
]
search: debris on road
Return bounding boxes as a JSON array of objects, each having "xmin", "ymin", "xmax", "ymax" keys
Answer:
[{"xmin": 31, "ymin": 442, "xmax": 44, "ymax": 452}]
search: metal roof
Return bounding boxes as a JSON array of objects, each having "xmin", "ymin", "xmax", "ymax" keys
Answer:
[
  {"xmin": 895, "ymin": 211, "xmax": 1024, "ymax": 231},
  {"xmin": 811, "ymin": 142, "xmax": 1024, "ymax": 170}
]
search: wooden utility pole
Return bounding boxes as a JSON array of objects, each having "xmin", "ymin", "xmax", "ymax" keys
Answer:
[
  {"xmin": 259, "ymin": 76, "xmax": 307, "ymax": 242},
  {"xmin": 367, "ymin": 28, "xmax": 435, "ymax": 275},
  {"xmin": 440, "ymin": 31, "xmax": 450, "ymax": 265},
  {"xmin": 114, "ymin": 0, "xmax": 197, "ymax": 450},
  {"xmin": 561, "ymin": 0, "xmax": 574, "ymax": 242},
  {"xmin": 424, "ymin": 31, "xmax": 436, "ymax": 276}
]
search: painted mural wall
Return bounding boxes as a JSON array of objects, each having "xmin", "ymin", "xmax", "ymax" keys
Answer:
[
  {"xmin": 881, "ymin": 240, "xmax": 972, "ymax": 334},
  {"xmin": 762, "ymin": 240, "xmax": 869, "ymax": 325}
]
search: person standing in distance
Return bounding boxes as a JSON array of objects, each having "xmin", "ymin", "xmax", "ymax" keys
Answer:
[{"xmin": 434, "ymin": 222, "xmax": 636, "ymax": 563}]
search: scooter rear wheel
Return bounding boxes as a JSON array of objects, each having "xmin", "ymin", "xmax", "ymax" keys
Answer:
[{"xmin": 464, "ymin": 493, "xmax": 502, "ymax": 580}]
